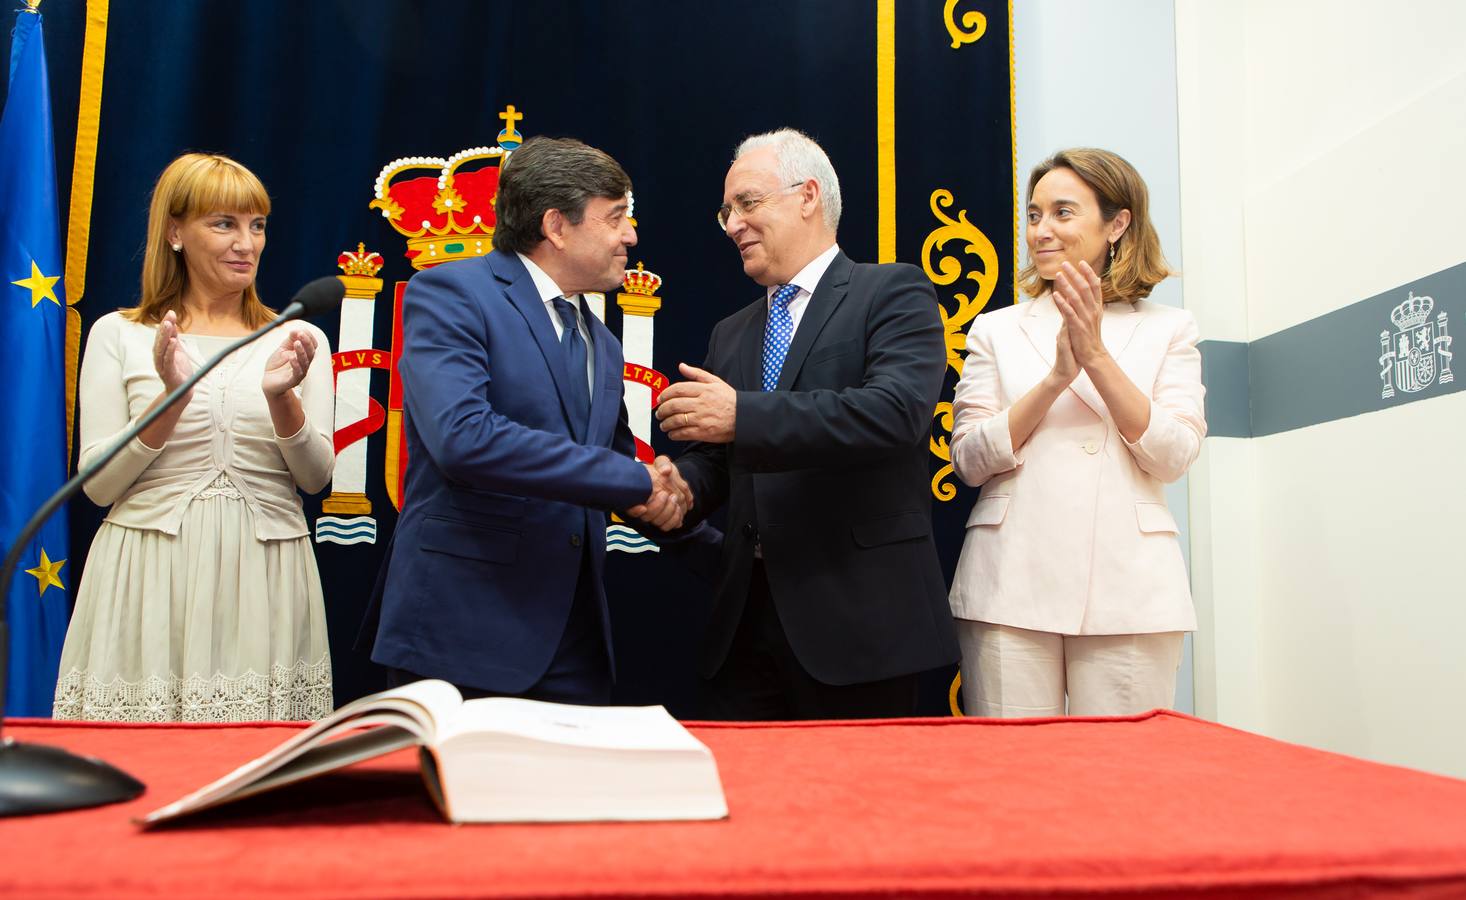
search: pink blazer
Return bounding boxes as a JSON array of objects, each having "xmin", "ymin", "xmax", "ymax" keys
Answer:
[{"xmin": 947, "ymin": 295, "xmax": 1206, "ymax": 635}]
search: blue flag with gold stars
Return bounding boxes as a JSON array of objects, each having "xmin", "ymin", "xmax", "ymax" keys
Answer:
[{"xmin": 1, "ymin": 8, "xmax": 71, "ymax": 717}]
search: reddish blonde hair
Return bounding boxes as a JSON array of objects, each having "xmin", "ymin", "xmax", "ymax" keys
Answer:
[{"xmin": 124, "ymin": 153, "xmax": 274, "ymax": 327}]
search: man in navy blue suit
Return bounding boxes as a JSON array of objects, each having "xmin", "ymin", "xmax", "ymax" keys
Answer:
[{"xmin": 361, "ymin": 137, "xmax": 690, "ymax": 705}]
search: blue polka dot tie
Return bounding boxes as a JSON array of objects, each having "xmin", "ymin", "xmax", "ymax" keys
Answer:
[{"xmin": 762, "ymin": 283, "xmax": 799, "ymax": 392}]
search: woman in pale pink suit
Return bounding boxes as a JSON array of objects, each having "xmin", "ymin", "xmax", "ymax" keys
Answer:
[{"xmin": 948, "ymin": 149, "xmax": 1206, "ymax": 717}]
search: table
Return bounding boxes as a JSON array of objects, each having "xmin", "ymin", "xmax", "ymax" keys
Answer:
[{"xmin": 4, "ymin": 710, "xmax": 1466, "ymax": 898}]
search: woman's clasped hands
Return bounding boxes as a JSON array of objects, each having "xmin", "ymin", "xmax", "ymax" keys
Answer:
[{"xmin": 1051, "ymin": 259, "xmax": 1110, "ymax": 373}]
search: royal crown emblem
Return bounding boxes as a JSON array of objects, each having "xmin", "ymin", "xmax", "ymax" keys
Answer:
[
  {"xmin": 1390, "ymin": 292, "xmax": 1433, "ymax": 330},
  {"xmin": 1380, "ymin": 291, "xmax": 1454, "ymax": 398},
  {"xmin": 367, "ymin": 106, "xmax": 526, "ymax": 269},
  {"xmin": 336, "ymin": 243, "xmax": 384, "ymax": 277},
  {"xmin": 368, "ymin": 147, "xmax": 504, "ymax": 269},
  {"xmin": 313, "ymin": 104, "xmax": 671, "ymax": 557},
  {"xmin": 621, "ymin": 262, "xmax": 662, "ymax": 296}
]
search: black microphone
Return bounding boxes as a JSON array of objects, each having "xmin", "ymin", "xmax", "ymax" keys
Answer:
[
  {"xmin": 280, "ymin": 275, "xmax": 348, "ymax": 320},
  {"xmin": 0, "ymin": 276, "xmax": 345, "ymax": 817}
]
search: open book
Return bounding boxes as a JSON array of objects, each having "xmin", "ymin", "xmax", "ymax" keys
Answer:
[{"xmin": 140, "ymin": 679, "xmax": 728, "ymax": 826}]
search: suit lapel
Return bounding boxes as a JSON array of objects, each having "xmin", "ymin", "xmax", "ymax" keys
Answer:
[
  {"xmin": 1018, "ymin": 294, "xmax": 1144, "ymax": 421},
  {"xmin": 1068, "ymin": 301, "xmax": 1143, "ymax": 417},
  {"xmin": 487, "ymin": 252, "xmax": 584, "ymax": 440},
  {"xmin": 585, "ymin": 311, "xmax": 622, "ymax": 447},
  {"xmin": 737, "ymin": 302, "xmax": 764, "ymax": 391},
  {"xmin": 1017, "ymin": 296, "xmax": 1060, "ymax": 370},
  {"xmin": 1099, "ymin": 301, "xmax": 1143, "ymax": 358},
  {"xmin": 775, "ymin": 251, "xmax": 852, "ymax": 392}
]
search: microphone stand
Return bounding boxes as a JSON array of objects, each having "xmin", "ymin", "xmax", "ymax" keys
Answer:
[{"xmin": 0, "ymin": 300, "xmax": 314, "ymax": 816}]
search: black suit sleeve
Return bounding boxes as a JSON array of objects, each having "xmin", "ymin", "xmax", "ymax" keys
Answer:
[
  {"xmin": 732, "ymin": 264, "xmax": 945, "ymax": 471},
  {"xmin": 621, "ymin": 322, "xmax": 732, "ymax": 542},
  {"xmin": 673, "ymin": 321, "xmax": 734, "ymax": 526}
]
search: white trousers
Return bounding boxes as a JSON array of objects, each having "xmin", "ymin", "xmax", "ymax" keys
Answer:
[{"xmin": 957, "ymin": 621, "xmax": 1184, "ymax": 718}]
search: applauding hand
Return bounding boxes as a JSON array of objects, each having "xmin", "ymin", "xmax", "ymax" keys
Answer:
[
  {"xmin": 262, "ymin": 329, "xmax": 317, "ymax": 398},
  {"xmin": 1052, "ymin": 260, "xmax": 1109, "ymax": 370},
  {"xmin": 153, "ymin": 310, "xmax": 195, "ymax": 396},
  {"xmin": 1051, "ymin": 259, "xmax": 1154, "ymax": 442},
  {"xmin": 1050, "ymin": 320, "xmax": 1080, "ymax": 389}
]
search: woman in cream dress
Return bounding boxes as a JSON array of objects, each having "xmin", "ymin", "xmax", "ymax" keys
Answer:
[
  {"xmin": 53, "ymin": 153, "xmax": 335, "ymax": 721},
  {"xmin": 948, "ymin": 148, "xmax": 1206, "ymax": 718}
]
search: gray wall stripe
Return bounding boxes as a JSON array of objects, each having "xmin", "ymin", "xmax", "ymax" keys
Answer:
[
  {"xmin": 1198, "ymin": 339, "xmax": 1251, "ymax": 438},
  {"xmin": 1196, "ymin": 260, "xmax": 1463, "ymax": 439}
]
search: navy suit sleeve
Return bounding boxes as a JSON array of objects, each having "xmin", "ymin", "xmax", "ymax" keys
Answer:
[
  {"xmin": 732, "ymin": 264, "xmax": 945, "ymax": 471},
  {"xmin": 609, "ymin": 379, "xmax": 638, "ymax": 461},
  {"xmin": 400, "ymin": 266, "xmax": 652, "ymax": 510}
]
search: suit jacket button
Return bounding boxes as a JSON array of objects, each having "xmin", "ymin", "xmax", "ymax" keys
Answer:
[{"xmin": 570, "ymin": 533, "xmax": 582, "ymax": 548}]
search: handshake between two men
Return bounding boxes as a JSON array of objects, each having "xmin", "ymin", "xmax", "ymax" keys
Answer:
[
  {"xmin": 367, "ymin": 130, "xmax": 960, "ymax": 719},
  {"xmin": 624, "ymin": 363, "xmax": 735, "ymax": 532}
]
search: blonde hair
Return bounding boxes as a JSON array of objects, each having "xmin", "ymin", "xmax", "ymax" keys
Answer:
[
  {"xmin": 124, "ymin": 153, "xmax": 274, "ymax": 327},
  {"xmin": 1017, "ymin": 148, "xmax": 1173, "ymax": 304}
]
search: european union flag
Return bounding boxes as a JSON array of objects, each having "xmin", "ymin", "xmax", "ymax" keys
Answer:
[{"xmin": 1, "ymin": 8, "xmax": 71, "ymax": 717}]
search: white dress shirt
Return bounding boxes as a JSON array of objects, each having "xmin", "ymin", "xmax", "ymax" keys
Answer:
[
  {"xmin": 517, "ymin": 252, "xmax": 595, "ymax": 392},
  {"xmin": 765, "ymin": 243, "xmax": 840, "ymax": 336}
]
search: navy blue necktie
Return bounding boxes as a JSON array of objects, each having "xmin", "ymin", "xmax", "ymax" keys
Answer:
[{"xmin": 551, "ymin": 296, "xmax": 591, "ymax": 427}]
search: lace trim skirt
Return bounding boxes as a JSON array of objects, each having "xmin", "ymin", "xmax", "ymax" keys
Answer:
[{"xmin": 53, "ymin": 482, "xmax": 333, "ymax": 722}]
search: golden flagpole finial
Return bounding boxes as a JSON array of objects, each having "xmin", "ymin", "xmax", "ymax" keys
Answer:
[{"xmin": 24, "ymin": 0, "xmax": 44, "ymax": 11}]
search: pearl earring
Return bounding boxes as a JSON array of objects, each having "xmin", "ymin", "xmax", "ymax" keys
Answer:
[{"xmin": 171, "ymin": 243, "xmax": 182, "ymax": 252}]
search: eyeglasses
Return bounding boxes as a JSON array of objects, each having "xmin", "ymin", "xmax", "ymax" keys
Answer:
[{"xmin": 715, "ymin": 183, "xmax": 804, "ymax": 231}]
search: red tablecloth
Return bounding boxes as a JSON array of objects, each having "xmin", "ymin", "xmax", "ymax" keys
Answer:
[{"xmin": 3, "ymin": 710, "xmax": 1465, "ymax": 899}]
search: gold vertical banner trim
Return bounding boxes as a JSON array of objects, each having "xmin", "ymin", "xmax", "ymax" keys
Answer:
[
  {"xmin": 64, "ymin": 0, "xmax": 109, "ymax": 464},
  {"xmin": 1008, "ymin": 0, "xmax": 1018, "ymax": 302},
  {"xmin": 876, "ymin": 0, "xmax": 896, "ymax": 263}
]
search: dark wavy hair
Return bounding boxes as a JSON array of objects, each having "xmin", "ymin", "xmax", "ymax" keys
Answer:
[{"xmin": 491, "ymin": 137, "xmax": 632, "ymax": 255}]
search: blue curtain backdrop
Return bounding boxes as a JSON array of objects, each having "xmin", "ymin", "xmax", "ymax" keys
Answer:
[{"xmin": 5, "ymin": 0, "xmax": 1012, "ymax": 716}]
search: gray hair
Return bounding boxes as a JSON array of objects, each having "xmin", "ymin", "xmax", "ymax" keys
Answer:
[{"xmin": 734, "ymin": 128, "xmax": 842, "ymax": 232}]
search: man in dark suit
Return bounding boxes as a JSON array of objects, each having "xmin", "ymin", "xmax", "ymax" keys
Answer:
[
  {"xmin": 651, "ymin": 128, "xmax": 959, "ymax": 719},
  {"xmin": 361, "ymin": 137, "xmax": 689, "ymax": 705}
]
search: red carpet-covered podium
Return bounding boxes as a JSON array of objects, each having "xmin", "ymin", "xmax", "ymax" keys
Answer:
[{"xmin": 4, "ymin": 710, "xmax": 1466, "ymax": 898}]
